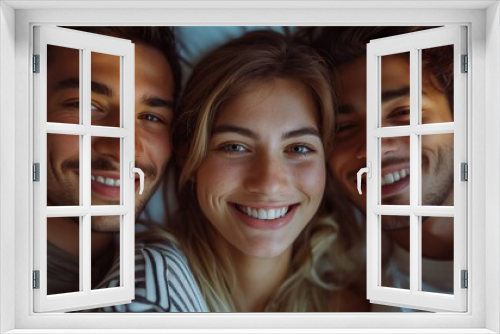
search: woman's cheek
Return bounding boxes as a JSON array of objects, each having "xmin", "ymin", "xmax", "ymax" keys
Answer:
[{"xmin": 295, "ymin": 160, "xmax": 326, "ymax": 197}]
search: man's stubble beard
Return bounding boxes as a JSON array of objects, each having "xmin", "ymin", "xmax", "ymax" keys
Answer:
[
  {"xmin": 47, "ymin": 156, "xmax": 163, "ymax": 232},
  {"xmin": 90, "ymin": 179, "xmax": 160, "ymax": 232},
  {"xmin": 381, "ymin": 144, "xmax": 454, "ymax": 231}
]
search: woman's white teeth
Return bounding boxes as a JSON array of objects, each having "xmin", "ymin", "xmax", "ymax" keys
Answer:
[
  {"xmin": 239, "ymin": 205, "xmax": 289, "ymax": 220},
  {"xmin": 381, "ymin": 168, "xmax": 409, "ymax": 186},
  {"xmin": 91, "ymin": 175, "xmax": 120, "ymax": 187}
]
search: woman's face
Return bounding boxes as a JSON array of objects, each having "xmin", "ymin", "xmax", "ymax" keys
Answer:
[{"xmin": 196, "ymin": 78, "xmax": 326, "ymax": 259}]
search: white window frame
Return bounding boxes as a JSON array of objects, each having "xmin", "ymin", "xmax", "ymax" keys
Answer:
[
  {"xmin": 365, "ymin": 26, "xmax": 467, "ymax": 312},
  {"xmin": 0, "ymin": 1, "xmax": 499, "ymax": 333},
  {"xmin": 32, "ymin": 25, "xmax": 136, "ymax": 312}
]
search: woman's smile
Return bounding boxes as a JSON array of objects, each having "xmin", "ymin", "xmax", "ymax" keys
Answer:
[
  {"xmin": 195, "ymin": 78, "xmax": 326, "ymax": 258},
  {"xmin": 230, "ymin": 203, "xmax": 300, "ymax": 231}
]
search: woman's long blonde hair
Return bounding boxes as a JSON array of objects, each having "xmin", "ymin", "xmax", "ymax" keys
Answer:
[{"xmin": 170, "ymin": 30, "xmax": 358, "ymax": 312}]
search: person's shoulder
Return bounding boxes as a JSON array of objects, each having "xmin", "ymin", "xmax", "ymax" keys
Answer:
[
  {"xmin": 134, "ymin": 241, "xmax": 210, "ymax": 312},
  {"xmin": 134, "ymin": 240, "xmax": 188, "ymax": 264}
]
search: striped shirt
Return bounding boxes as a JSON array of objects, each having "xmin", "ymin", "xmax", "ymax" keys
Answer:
[{"xmin": 98, "ymin": 242, "xmax": 209, "ymax": 312}]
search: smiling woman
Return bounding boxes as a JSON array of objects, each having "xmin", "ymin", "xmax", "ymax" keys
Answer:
[{"xmin": 163, "ymin": 30, "xmax": 368, "ymax": 312}]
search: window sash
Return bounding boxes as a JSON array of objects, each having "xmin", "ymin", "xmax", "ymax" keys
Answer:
[
  {"xmin": 32, "ymin": 25, "xmax": 136, "ymax": 313},
  {"xmin": 366, "ymin": 26, "xmax": 467, "ymax": 312}
]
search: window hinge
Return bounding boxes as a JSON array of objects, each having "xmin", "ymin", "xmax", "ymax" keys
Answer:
[
  {"xmin": 461, "ymin": 270, "xmax": 468, "ymax": 289},
  {"xmin": 461, "ymin": 162, "xmax": 468, "ymax": 181},
  {"xmin": 33, "ymin": 54, "xmax": 40, "ymax": 73},
  {"xmin": 461, "ymin": 54, "xmax": 468, "ymax": 73},
  {"xmin": 33, "ymin": 163, "xmax": 40, "ymax": 182},
  {"xmin": 33, "ymin": 270, "xmax": 40, "ymax": 289}
]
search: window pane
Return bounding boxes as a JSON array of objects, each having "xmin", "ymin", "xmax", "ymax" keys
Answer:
[
  {"xmin": 91, "ymin": 52, "xmax": 121, "ymax": 128},
  {"xmin": 381, "ymin": 52, "xmax": 410, "ymax": 127},
  {"xmin": 421, "ymin": 216, "xmax": 454, "ymax": 294},
  {"xmin": 91, "ymin": 215, "xmax": 120, "ymax": 290},
  {"xmin": 380, "ymin": 136, "xmax": 410, "ymax": 205},
  {"xmin": 421, "ymin": 134, "xmax": 454, "ymax": 206},
  {"xmin": 47, "ymin": 217, "xmax": 81, "ymax": 295},
  {"xmin": 421, "ymin": 45, "xmax": 454, "ymax": 124},
  {"xmin": 91, "ymin": 137, "xmax": 121, "ymax": 205},
  {"xmin": 47, "ymin": 45, "xmax": 81, "ymax": 125},
  {"xmin": 381, "ymin": 215, "xmax": 410, "ymax": 290},
  {"xmin": 47, "ymin": 134, "xmax": 81, "ymax": 206}
]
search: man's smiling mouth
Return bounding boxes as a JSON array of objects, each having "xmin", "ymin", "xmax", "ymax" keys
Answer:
[
  {"xmin": 351, "ymin": 167, "xmax": 410, "ymax": 192},
  {"xmin": 91, "ymin": 174, "xmax": 120, "ymax": 187},
  {"xmin": 381, "ymin": 168, "xmax": 410, "ymax": 186}
]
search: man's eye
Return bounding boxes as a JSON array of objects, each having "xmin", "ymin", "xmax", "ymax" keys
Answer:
[
  {"xmin": 63, "ymin": 101, "xmax": 102, "ymax": 112},
  {"xmin": 389, "ymin": 108, "xmax": 410, "ymax": 118},
  {"xmin": 336, "ymin": 122, "xmax": 357, "ymax": 133},
  {"xmin": 140, "ymin": 114, "xmax": 162, "ymax": 123},
  {"xmin": 62, "ymin": 101, "xmax": 79, "ymax": 109},
  {"xmin": 91, "ymin": 103, "xmax": 102, "ymax": 112}
]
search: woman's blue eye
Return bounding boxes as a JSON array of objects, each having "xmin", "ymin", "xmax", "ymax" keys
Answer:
[
  {"xmin": 223, "ymin": 144, "xmax": 246, "ymax": 153},
  {"xmin": 289, "ymin": 145, "xmax": 312, "ymax": 156}
]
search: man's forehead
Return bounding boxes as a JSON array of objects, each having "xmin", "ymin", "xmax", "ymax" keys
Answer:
[{"xmin": 335, "ymin": 57, "xmax": 368, "ymax": 117}]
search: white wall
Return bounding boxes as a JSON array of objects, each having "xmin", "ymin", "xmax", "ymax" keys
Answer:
[
  {"xmin": 0, "ymin": 2, "xmax": 16, "ymax": 333},
  {"xmin": 485, "ymin": 2, "xmax": 500, "ymax": 333}
]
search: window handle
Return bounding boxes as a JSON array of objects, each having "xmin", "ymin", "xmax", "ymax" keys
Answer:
[
  {"xmin": 129, "ymin": 162, "xmax": 144, "ymax": 195},
  {"xmin": 357, "ymin": 162, "xmax": 371, "ymax": 195}
]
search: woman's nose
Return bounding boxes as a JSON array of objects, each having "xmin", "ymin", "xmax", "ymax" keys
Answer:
[{"xmin": 245, "ymin": 154, "xmax": 288, "ymax": 196}]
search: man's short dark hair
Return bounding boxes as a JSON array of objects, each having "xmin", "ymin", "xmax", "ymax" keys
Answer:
[
  {"xmin": 61, "ymin": 26, "xmax": 182, "ymax": 109},
  {"xmin": 296, "ymin": 26, "xmax": 454, "ymax": 114}
]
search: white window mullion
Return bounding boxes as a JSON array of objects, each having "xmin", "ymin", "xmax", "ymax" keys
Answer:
[
  {"xmin": 33, "ymin": 27, "xmax": 49, "ymax": 307},
  {"xmin": 366, "ymin": 47, "xmax": 380, "ymax": 299},
  {"xmin": 373, "ymin": 205, "xmax": 454, "ymax": 217},
  {"xmin": 122, "ymin": 45, "xmax": 135, "ymax": 296},
  {"xmin": 90, "ymin": 126, "xmax": 130, "ymax": 138},
  {"xmin": 373, "ymin": 126, "xmax": 411, "ymax": 138},
  {"xmin": 373, "ymin": 124, "xmax": 455, "ymax": 138},
  {"xmin": 82, "ymin": 214, "xmax": 91, "ymax": 294},
  {"xmin": 46, "ymin": 206, "xmax": 130, "ymax": 217},
  {"xmin": 81, "ymin": 47, "xmax": 92, "ymax": 295},
  {"xmin": 453, "ymin": 26, "xmax": 468, "ymax": 313},
  {"xmin": 409, "ymin": 47, "xmax": 420, "ymax": 297},
  {"xmin": 413, "ymin": 123, "xmax": 454, "ymax": 135},
  {"xmin": 46, "ymin": 123, "xmax": 131, "ymax": 138}
]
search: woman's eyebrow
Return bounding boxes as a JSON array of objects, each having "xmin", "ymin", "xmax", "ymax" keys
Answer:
[
  {"xmin": 212, "ymin": 125, "xmax": 257, "ymax": 139},
  {"xmin": 212, "ymin": 125, "xmax": 320, "ymax": 140},
  {"xmin": 282, "ymin": 127, "xmax": 320, "ymax": 140}
]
